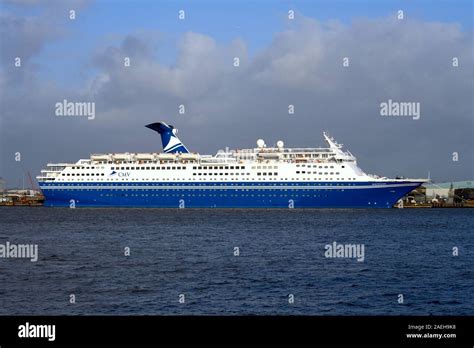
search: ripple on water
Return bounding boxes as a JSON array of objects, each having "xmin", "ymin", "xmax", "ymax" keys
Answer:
[{"xmin": 0, "ymin": 208, "xmax": 472, "ymax": 315}]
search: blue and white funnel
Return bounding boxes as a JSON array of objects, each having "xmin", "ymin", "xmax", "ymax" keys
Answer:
[{"xmin": 146, "ymin": 122, "xmax": 189, "ymax": 153}]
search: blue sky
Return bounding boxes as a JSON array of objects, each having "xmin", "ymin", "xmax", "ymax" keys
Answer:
[{"xmin": 2, "ymin": 0, "xmax": 473, "ymax": 86}]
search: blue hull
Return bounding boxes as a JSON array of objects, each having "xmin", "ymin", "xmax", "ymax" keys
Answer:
[{"xmin": 39, "ymin": 181, "xmax": 423, "ymax": 208}]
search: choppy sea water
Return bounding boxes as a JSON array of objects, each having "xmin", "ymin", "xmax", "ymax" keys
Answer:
[{"xmin": 0, "ymin": 207, "xmax": 472, "ymax": 315}]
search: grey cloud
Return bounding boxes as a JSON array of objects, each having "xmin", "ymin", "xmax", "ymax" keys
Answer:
[
  {"xmin": 0, "ymin": 12, "xmax": 60, "ymax": 90},
  {"xmin": 0, "ymin": 0, "xmax": 92, "ymax": 89},
  {"xmin": 0, "ymin": 14, "xmax": 57, "ymax": 63}
]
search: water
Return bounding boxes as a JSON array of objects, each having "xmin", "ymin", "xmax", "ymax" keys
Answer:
[{"xmin": 0, "ymin": 207, "xmax": 472, "ymax": 315}]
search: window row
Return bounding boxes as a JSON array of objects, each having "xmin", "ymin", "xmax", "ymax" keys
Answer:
[
  {"xmin": 296, "ymin": 164, "xmax": 340, "ymax": 168},
  {"xmin": 296, "ymin": 171, "xmax": 340, "ymax": 175},
  {"xmin": 251, "ymin": 166, "xmax": 279, "ymax": 169},
  {"xmin": 62, "ymin": 173, "xmax": 105, "ymax": 176},
  {"xmin": 195, "ymin": 166, "xmax": 246, "ymax": 170},
  {"xmin": 192, "ymin": 172, "xmax": 251, "ymax": 176}
]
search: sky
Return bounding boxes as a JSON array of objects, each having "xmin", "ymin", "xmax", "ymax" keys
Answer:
[{"xmin": 0, "ymin": 0, "xmax": 473, "ymax": 188}]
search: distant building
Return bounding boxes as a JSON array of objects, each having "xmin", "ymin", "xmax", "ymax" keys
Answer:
[
  {"xmin": 6, "ymin": 189, "xmax": 41, "ymax": 197},
  {"xmin": 402, "ymin": 181, "xmax": 473, "ymax": 205},
  {"xmin": 447, "ymin": 183, "xmax": 454, "ymax": 205},
  {"xmin": 0, "ymin": 177, "xmax": 5, "ymax": 193},
  {"xmin": 425, "ymin": 181, "xmax": 474, "ymax": 202},
  {"xmin": 454, "ymin": 188, "xmax": 474, "ymax": 202}
]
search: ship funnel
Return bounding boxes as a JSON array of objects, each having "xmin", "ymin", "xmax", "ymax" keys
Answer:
[{"xmin": 146, "ymin": 122, "xmax": 189, "ymax": 153}]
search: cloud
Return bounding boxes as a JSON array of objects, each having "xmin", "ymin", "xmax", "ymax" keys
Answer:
[
  {"xmin": 90, "ymin": 31, "xmax": 247, "ymax": 108},
  {"xmin": 0, "ymin": 10, "xmax": 472, "ymax": 186},
  {"xmin": 0, "ymin": 0, "xmax": 91, "ymax": 88},
  {"xmin": 0, "ymin": 13, "xmax": 58, "ymax": 90}
]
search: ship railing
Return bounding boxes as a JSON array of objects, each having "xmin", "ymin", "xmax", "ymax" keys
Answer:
[
  {"xmin": 43, "ymin": 166, "xmax": 65, "ymax": 172},
  {"xmin": 200, "ymin": 158, "xmax": 238, "ymax": 164},
  {"xmin": 36, "ymin": 176, "xmax": 56, "ymax": 181},
  {"xmin": 40, "ymin": 169, "xmax": 63, "ymax": 174},
  {"xmin": 46, "ymin": 162, "xmax": 71, "ymax": 166}
]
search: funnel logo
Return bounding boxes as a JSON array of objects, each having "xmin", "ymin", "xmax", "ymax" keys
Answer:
[{"xmin": 146, "ymin": 122, "xmax": 189, "ymax": 153}]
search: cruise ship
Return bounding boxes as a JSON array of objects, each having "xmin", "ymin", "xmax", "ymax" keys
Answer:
[{"xmin": 37, "ymin": 122, "xmax": 427, "ymax": 208}]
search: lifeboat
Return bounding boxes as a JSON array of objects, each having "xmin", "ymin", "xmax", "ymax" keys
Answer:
[
  {"xmin": 113, "ymin": 153, "xmax": 134, "ymax": 161},
  {"xmin": 157, "ymin": 153, "xmax": 176, "ymax": 160},
  {"xmin": 257, "ymin": 152, "xmax": 280, "ymax": 159},
  {"xmin": 91, "ymin": 154, "xmax": 110, "ymax": 161},
  {"xmin": 135, "ymin": 153, "xmax": 154, "ymax": 160},
  {"xmin": 179, "ymin": 153, "xmax": 199, "ymax": 161}
]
